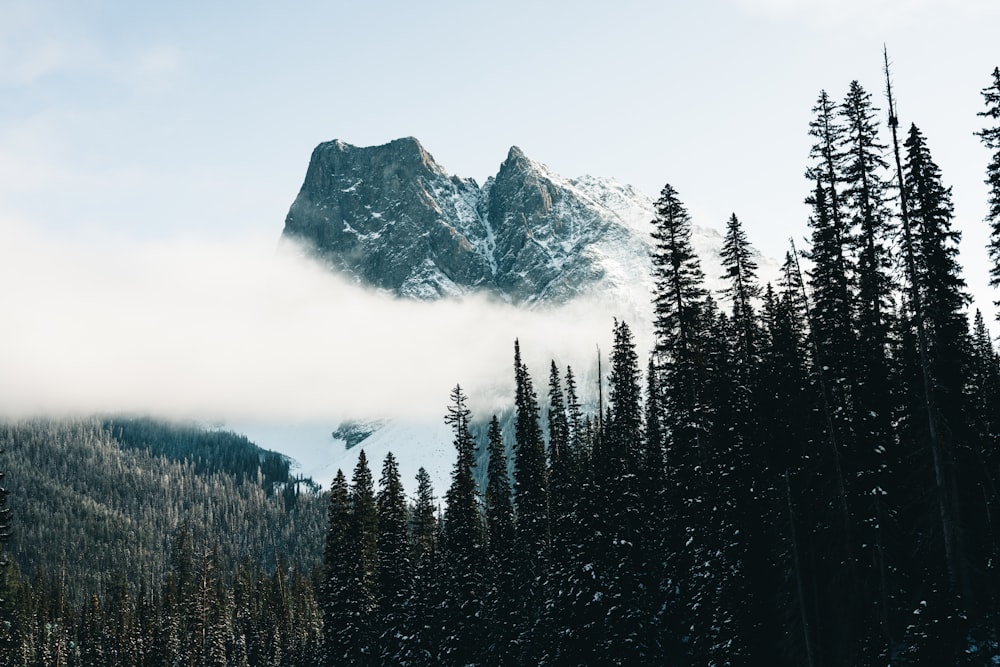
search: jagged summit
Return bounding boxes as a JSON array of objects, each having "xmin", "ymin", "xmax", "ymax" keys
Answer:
[
  {"xmin": 502, "ymin": 144, "xmax": 531, "ymax": 166},
  {"xmin": 281, "ymin": 138, "xmax": 747, "ymax": 306}
]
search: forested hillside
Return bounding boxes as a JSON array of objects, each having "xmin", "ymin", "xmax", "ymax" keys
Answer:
[
  {"xmin": 0, "ymin": 418, "xmax": 324, "ymax": 606},
  {"xmin": 2, "ymin": 63, "xmax": 1000, "ymax": 665}
]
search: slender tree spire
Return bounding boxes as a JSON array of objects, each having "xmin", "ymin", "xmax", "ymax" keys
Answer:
[
  {"xmin": 884, "ymin": 51, "xmax": 965, "ymax": 606},
  {"xmin": 977, "ymin": 66, "xmax": 1000, "ymax": 315}
]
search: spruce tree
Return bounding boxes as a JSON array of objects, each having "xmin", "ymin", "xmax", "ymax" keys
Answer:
[
  {"xmin": 807, "ymin": 89, "xmax": 848, "ymax": 231},
  {"xmin": 978, "ymin": 66, "xmax": 1000, "ymax": 316},
  {"xmin": 443, "ymin": 385, "xmax": 482, "ymax": 557},
  {"xmin": 0, "ymin": 447, "xmax": 12, "ymax": 658},
  {"xmin": 969, "ymin": 310, "xmax": 1000, "ymax": 458},
  {"xmin": 602, "ymin": 319, "xmax": 655, "ymax": 660},
  {"xmin": 483, "ymin": 415, "xmax": 518, "ymax": 659},
  {"xmin": 440, "ymin": 385, "xmax": 485, "ymax": 664},
  {"xmin": 411, "ymin": 467, "xmax": 437, "ymax": 560},
  {"xmin": 805, "ymin": 89, "xmax": 855, "ymax": 414},
  {"xmin": 511, "ymin": 340, "xmax": 549, "ymax": 661},
  {"xmin": 841, "ymin": 80, "xmax": 896, "ymax": 441},
  {"xmin": 512, "ymin": 340, "xmax": 549, "ymax": 562},
  {"xmin": 349, "ymin": 450, "xmax": 378, "ymax": 665},
  {"xmin": 841, "ymin": 80, "xmax": 897, "ymax": 663},
  {"xmin": 375, "ymin": 452, "xmax": 409, "ymax": 662},
  {"xmin": 321, "ymin": 469, "xmax": 353, "ymax": 666},
  {"xmin": 394, "ymin": 468, "xmax": 441, "ymax": 664},
  {"xmin": 649, "ymin": 182, "xmax": 714, "ymax": 663},
  {"xmin": 797, "ymin": 206, "xmax": 858, "ymax": 663},
  {"xmin": 564, "ymin": 366, "xmax": 585, "ymax": 464},
  {"xmin": 720, "ymin": 212, "xmax": 763, "ymax": 368},
  {"xmin": 903, "ymin": 123, "xmax": 969, "ymax": 414},
  {"xmin": 484, "ymin": 417, "xmax": 514, "ymax": 560},
  {"xmin": 641, "ymin": 356, "xmax": 664, "ymax": 504},
  {"xmin": 649, "ymin": 183, "xmax": 709, "ymax": 455}
]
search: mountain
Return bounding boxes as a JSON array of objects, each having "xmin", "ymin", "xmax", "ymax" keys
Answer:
[
  {"xmin": 269, "ymin": 138, "xmax": 780, "ymax": 491},
  {"xmin": 281, "ymin": 137, "xmax": 749, "ymax": 306}
]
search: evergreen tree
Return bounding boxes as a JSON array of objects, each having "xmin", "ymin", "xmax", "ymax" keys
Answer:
[
  {"xmin": 720, "ymin": 212, "xmax": 763, "ymax": 368},
  {"xmin": 796, "ymin": 220, "xmax": 858, "ymax": 663},
  {"xmin": 375, "ymin": 452, "xmax": 409, "ymax": 662},
  {"xmin": 0, "ymin": 446, "xmax": 13, "ymax": 658},
  {"xmin": 902, "ymin": 123, "xmax": 969, "ymax": 413},
  {"xmin": 761, "ymin": 273, "xmax": 825, "ymax": 664},
  {"xmin": 650, "ymin": 182, "xmax": 715, "ymax": 663},
  {"xmin": 547, "ymin": 362, "xmax": 570, "ymax": 468},
  {"xmin": 841, "ymin": 80, "xmax": 896, "ymax": 443},
  {"xmin": 601, "ymin": 319, "xmax": 653, "ymax": 660},
  {"xmin": 840, "ymin": 79, "xmax": 897, "ymax": 663},
  {"xmin": 483, "ymin": 415, "xmax": 517, "ymax": 660},
  {"xmin": 394, "ymin": 468, "xmax": 441, "ymax": 664},
  {"xmin": 320, "ymin": 469, "xmax": 353, "ymax": 666},
  {"xmin": 511, "ymin": 341, "xmax": 549, "ymax": 661},
  {"xmin": 411, "ymin": 467, "xmax": 437, "ymax": 560},
  {"xmin": 804, "ymin": 89, "xmax": 855, "ymax": 413},
  {"xmin": 547, "ymin": 362, "xmax": 576, "ymax": 549},
  {"xmin": 512, "ymin": 340, "xmax": 550, "ymax": 561},
  {"xmin": 440, "ymin": 386, "xmax": 486, "ymax": 664},
  {"xmin": 978, "ymin": 67, "xmax": 1000, "ymax": 316},
  {"xmin": 564, "ymin": 366, "xmax": 585, "ymax": 464},
  {"xmin": 349, "ymin": 450, "xmax": 378, "ymax": 665},
  {"xmin": 969, "ymin": 310, "xmax": 1000, "ymax": 459},
  {"xmin": 443, "ymin": 385, "xmax": 483, "ymax": 557},
  {"xmin": 649, "ymin": 183, "xmax": 710, "ymax": 454},
  {"xmin": 641, "ymin": 357, "xmax": 664, "ymax": 502},
  {"xmin": 485, "ymin": 416, "xmax": 514, "ymax": 559},
  {"xmin": 807, "ymin": 89, "xmax": 848, "ymax": 232}
]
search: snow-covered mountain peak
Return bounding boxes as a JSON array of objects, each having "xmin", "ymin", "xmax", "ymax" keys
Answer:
[
  {"xmin": 282, "ymin": 138, "xmax": 672, "ymax": 307},
  {"xmin": 280, "ymin": 137, "xmax": 778, "ymax": 310}
]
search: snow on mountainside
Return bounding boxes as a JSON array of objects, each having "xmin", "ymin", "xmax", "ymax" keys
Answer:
[
  {"xmin": 231, "ymin": 419, "xmax": 456, "ymax": 496},
  {"xmin": 282, "ymin": 137, "xmax": 777, "ymax": 308},
  {"xmin": 257, "ymin": 138, "xmax": 780, "ymax": 491}
]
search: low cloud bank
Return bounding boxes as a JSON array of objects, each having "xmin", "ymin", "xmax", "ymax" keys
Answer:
[{"xmin": 0, "ymin": 223, "xmax": 653, "ymax": 422}]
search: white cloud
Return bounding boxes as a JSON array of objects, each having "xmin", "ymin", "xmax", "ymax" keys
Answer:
[{"xmin": 0, "ymin": 225, "xmax": 646, "ymax": 422}]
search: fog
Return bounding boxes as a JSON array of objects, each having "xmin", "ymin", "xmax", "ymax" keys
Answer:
[{"xmin": 0, "ymin": 222, "xmax": 653, "ymax": 422}]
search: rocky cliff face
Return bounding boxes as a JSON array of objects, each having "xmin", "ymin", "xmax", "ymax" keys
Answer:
[{"xmin": 281, "ymin": 137, "xmax": 751, "ymax": 306}]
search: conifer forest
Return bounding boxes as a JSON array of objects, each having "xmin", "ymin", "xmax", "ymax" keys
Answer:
[{"xmin": 4, "ymin": 62, "xmax": 1000, "ymax": 665}]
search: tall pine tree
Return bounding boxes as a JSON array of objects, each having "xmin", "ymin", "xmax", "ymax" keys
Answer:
[{"xmin": 978, "ymin": 66, "xmax": 1000, "ymax": 317}]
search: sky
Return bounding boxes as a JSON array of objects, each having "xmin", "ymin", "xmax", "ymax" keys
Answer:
[{"xmin": 2, "ymin": 0, "xmax": 1000, "ymax": 422}]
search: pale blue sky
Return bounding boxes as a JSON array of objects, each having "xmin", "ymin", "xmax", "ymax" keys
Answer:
[{"xmin": 2, "ymin": 0, "xmax": 999, "ymax": 303}]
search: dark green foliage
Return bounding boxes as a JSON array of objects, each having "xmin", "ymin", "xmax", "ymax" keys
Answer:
[
  {"xmin": 376, "ymin": 454, "xmax": 409, "ymax": 593},
  {"xmin": 410, "ymin": 466, "xmax": 437, "ymax": 560},
  {"xmin": 510, "ymin": 341, "xmax": 550, "ymax": 661},
  {"xmin": 0, "ymin": 419, "xmax": 323, "ymax": 608},
  {"xmin": 0, "ymin": 445, "xmax": 12, "ymax": 657},
  {"xmin": 978, "ymin": 67, "xmax": 1000, "ymax": 314},
  {"xmin": 376, "ymin": 453, "xmax": 410, "ymax": 662},
  {"xmin": 721, "ymin": 212, "xmax": 763, "ymax": 368},
  {"xmin": 484, "ymin": 416, "xmax": 514, "ymax": 559},
  {"xmin": 439, "ymin": 385, "xmax": 486, "ymax": 664},
  {"xmin": 102, "ymin": 416, "xmax": 292, "ymax": 491},
  {"xmin": 482, "ymin": 415, "xmax": 518, "ymax": 658},
  {"xmin": 321, "ymin": 469, "xmax": 353, "ymax": 664},
  {"xmin": 349, "ymin": 450, "xmax": 378, "ymax": 664},
  {"xmin": 443, "ymin": 385, "xmax": 482, "ymax": 558},
  {"xmin": 512, "ymin": 340, "xmax": 549, "ymax": 562},
  {"xmin": 392, "ymin": 468, "xmax": 443, "ymax": 665},
  {"xmin": 649, "ymin": 183, "xmax": 710, "ymax": 463}
]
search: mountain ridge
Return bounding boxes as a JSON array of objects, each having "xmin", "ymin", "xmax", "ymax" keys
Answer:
[{"xmin": 281, "ymin": 137, "xmax": 699, "ymax": 305}]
